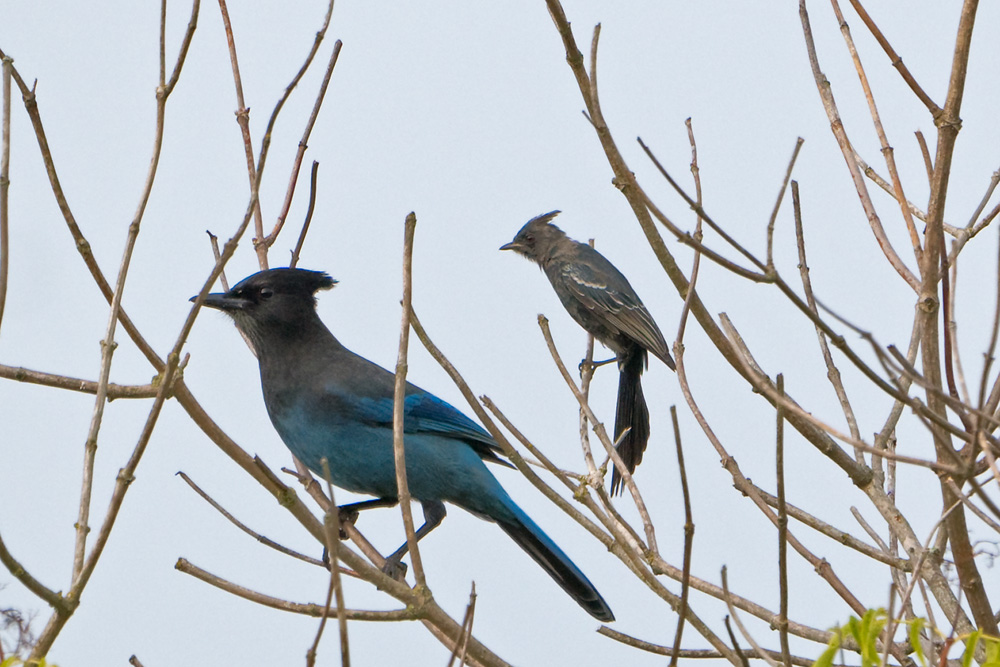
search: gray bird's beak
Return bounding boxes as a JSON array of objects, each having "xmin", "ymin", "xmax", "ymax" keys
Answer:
[{"xmin": 499, "ymin": 241, "xmax": 519, "ymax": 252}]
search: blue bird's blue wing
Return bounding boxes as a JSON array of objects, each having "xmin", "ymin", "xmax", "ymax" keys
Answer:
[{"xmin": 352, "ymin": 391, "xmax": 512, "ymax": 467}]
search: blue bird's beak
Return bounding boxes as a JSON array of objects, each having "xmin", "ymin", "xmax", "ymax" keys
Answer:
[{"xmin": 191, "ymin": 292, "xmax": 246, "ymax": 312}]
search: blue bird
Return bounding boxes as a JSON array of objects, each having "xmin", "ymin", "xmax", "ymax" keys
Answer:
[{"xmin": 197, "ymin": 268, "xmax": 614, "ymax": 621}]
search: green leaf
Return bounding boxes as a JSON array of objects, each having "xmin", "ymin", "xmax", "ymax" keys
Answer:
[
  {"xmin": 813, "ymin": 630, "xmax": 841, "ymax": 667},
  {"xmin": 907, "ymin": 617, "xmax": 927, "ymax": 667},
  {"xmin": 980, "ymin": 633, "xmax": 1000, "ymax": 667},
  {"xmin": 962, "ymin": 629, "xmax": 981, "ymax": 667}
]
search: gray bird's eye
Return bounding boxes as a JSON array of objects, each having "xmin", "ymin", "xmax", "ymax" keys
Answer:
[{"xmin": 259, "ymin": 287, "xmax": 274, "ymax": 300}]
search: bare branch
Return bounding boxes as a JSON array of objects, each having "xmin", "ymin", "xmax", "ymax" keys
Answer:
[
  {"xmin": 392, "ymin": 212, "xmax": 425, "ymax": 587},
  {"xmin": 799, "ymin": 0, "xmax": 920, "ymax": 291}
]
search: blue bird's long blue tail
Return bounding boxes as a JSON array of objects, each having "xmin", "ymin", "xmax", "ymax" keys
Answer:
[{"xmin": 495, "ymin": 501, "xmax": 614, "ymax": 622}]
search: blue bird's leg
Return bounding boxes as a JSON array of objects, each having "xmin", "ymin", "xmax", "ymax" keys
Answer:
[
  {"xmin": 322, "ymin": 497, "xmax": 400, "ymax": 569},
  {"xmin": 337, "ymin": 497, "xmax": 399, "ymax": 538},
  {"xmin": 382, "ymin": 500, "xmax": 447, "ymax": 582}
]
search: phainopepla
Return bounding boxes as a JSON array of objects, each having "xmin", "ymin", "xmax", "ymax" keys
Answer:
[
  {"xmin": 501, "ymin": 211, "xmax": 674, "ymax": 495},
  {"xmin": 196, "ymin": 268, "xmax": 614, "ymax": 621}
]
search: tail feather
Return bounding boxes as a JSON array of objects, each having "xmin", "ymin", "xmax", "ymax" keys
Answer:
[
  {"xmin": 496, "ymin": 504, "xmax": 614, "ymax": 622},
  {"xmin": 611, "ymin": 348, "xmax": 650, "ymax": 496}
]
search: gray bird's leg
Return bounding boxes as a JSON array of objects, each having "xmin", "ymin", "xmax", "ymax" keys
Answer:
[
  {"xmin": 579, "ymin": 356, "xmax": 617, "ymax": 372},
  {"xmin": 382, "ymin": 500, "xmax": 447, "ymax": 581}
]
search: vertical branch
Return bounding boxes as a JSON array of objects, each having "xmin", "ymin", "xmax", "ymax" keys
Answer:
[
  {"xmin": 765, "ymin": 138, "xmax": 804, "ymax": 272},
  {"xmin": 668, "ymin": 406, "xmax": 694, "ymax": 667},
  {"xmin": 577, "ymin": 238, "xmax": 601, "ymax": 486},
  {"xmin": 289, "ymin": 161, "xmax": 320, "ymax": 268},
  {"xmin": 670, "ymin": 119, "xmax": 702, "ymax": 667},
  {"xmin": 791, "ymin": 181, "xmax": 863, "ymax": 463},
  {"xmin": 307, "ymin": 459, "xmax": 349, "ymax": 667},
  {"xmin": 265, "ymin": 40, "xmax": 343, "ymax": 250},
  {"xmin": 205, "ymin": 230, "xmax": 229, "ymax": 291},
  {"xmin": 71, "ymin": 0, "xmax": 189, "ymax": 582},
  {"xmin": 829, "ymin": 0, "xmax": 923, "ymax": 263},
  {"xmin": 917, "ymin": 0, "xmax": 997, "ymax": 637},
  {"xmin": 798, "ymin": 0, "xmax": 920, "ymax": 292},
  {"xmin": 0, "ymin": 56, "xmax": 10, "ymax": 335},
  {"xmin": 775, "ymin": 375, "xmax": 792, "ymax": 667},
  {"xmin": 216, "ymin": 0, "xmax": 267, "ymax": 268},
  {"xmin": 393, "ymin": 212, "xmax": 426, "ymax": 587}
]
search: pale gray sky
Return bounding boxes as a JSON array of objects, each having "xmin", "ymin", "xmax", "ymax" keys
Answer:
[{"xmin": 1, "ymin": 1, "xmax": 998, "ymax": 665}]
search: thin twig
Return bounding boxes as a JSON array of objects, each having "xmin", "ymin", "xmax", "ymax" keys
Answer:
[
  {"xmin": 845, "ymin": 0, "xmax": 942, "ymax": 116},
  {"xmin": 853, "ymin": 150, "xmax": 930, "ymax": 225},
  {"xmin": 176, "ymin": 471, "xmax": 329, "ymax": 569},
  {"xmin": 73, "ymin": 0, "xmax": 190, "ymax": 582},
  {"xmin": 668, "ymin": 406, "xmax": 694, "ymax": 667},
  {"xmin": 290, "ymin": 161, "xmax": 320, "ymax": 268},
  {"xmin": 0, "ymin": 364, "xmax": 164, "ymax": 399},
  {"xmin": 410, "ymin": 310, "xmax": 617, "ymax": 552},
  {"xmin": 205, "ymin": 230, "xmax": 229, "ymax": 291},
  {"xmin": 0, "ymin": 531, "xmax": 68, "ymax": 612},
  {"xmin": 775, "ymin": 375, "xmax": 792, "ymax": 667},
  {"xmin": 792, "ymin": 181, "xmax": 863, "ymax": 463},
  {"xmin": 306, "ymin": 459, "xmax": 349, "ymax": 667},
  {"xmin": 670, "ymin": 117, "xmax": 702, "ymax": 667},
  {"xmin": 765, "ymin": 138, "xmax": 805, "ymax": 272},
  {"xmin": 721, "ymin": 567, "xmax": 780, "ymax": 667},
  {"xmin": 577, "ymin": 239, "xmax": 601, "ymax": 490},
  {"xmin": 597, "ymin": 626, "xmax": 829, "ymax": 666},
  {"xmin": 799, "ymin": 0, "xmax": 920, "ymax": 292},
  {"xmin": 830, "ymin": 0, "xmax": 922, "ymax": 263},
  {"xmin": 537, "ymin": 315, "xmax": 658, "ymax": 553},
  {"xmin": 915, "ymin": 131, "xmax": 934, "ymax": 186},
  {"xmin": 175, "ymin": 558, "xmax": 414, "ymax": 621},
  {"xmin": 216, "ymin": 0, "xmax": 267, "ymax": 267},
  {"xmin": 266, "ymin": 41, "xmax": 342, "ymax": 250},
  {"xmin": 447, "ymin": 583, "xmax": 477, "ymax": 667},
  {"xmin": 393, "ymin": 212, "xmax": 425, "ymax": 587},
  {"xmin": 0, "ymin": 56, "xmax": 11, "ymax": 336}
]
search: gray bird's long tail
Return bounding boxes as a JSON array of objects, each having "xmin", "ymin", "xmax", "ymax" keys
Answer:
[
  {"xmin": 611, "ymin": 348, "xmax": 650, "ymax": 496},
  {"xmin": 495, "ymin": 501, "xmax": 614, "ymax": 622}
]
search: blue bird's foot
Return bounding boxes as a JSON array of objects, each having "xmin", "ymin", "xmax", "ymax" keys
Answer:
[
  {"xmin": 376, "ymin": 500, "xmax": 447, "ymax": 583},
  {"xmin": 337, "ymin": 508, "xmax": 358, "ymax": 540},
  {"xmin": 381, "ymin": 555, "xmax": 409, "ymax": 582}
]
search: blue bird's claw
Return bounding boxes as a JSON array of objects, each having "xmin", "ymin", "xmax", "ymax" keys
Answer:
[
  {"xmin": 337, "ymin": 507, "xmax": 360, "ymax": 540},
  {"xmin": 381, "ymin": 556, "xmax": 408, "ymax": 582}
]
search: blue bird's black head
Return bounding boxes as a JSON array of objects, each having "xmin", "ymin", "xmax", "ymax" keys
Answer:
[{"xmin": 196, "ymin": 268, "xmax": 337, "ymax": 356}]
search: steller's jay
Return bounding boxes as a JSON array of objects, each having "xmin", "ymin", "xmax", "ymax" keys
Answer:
[
  {"xmin": 196, "ymin": 268, "xmax": 614, "ymax": 621},
  {"xmin": 501, "ymin": 211, "xmax": 674, "ymax": 495}
]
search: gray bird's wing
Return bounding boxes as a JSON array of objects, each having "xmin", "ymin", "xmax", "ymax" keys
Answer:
[{"xmin": 557, "ymin": 250, "xmax": 671, "ymax": 363}]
